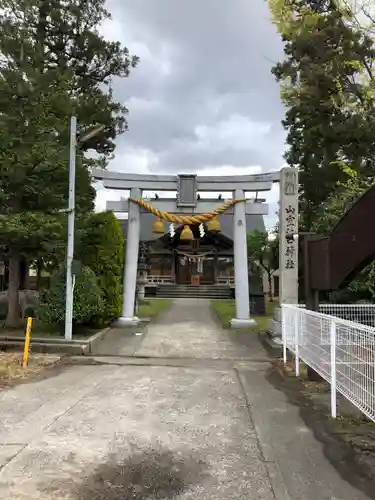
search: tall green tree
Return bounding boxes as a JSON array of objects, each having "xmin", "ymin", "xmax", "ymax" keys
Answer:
[
  {"xmin": 0, "ymin": 0, "xmax": 139, "ymax": 160},
  {"xmin": 269, "ymin": 0, "xmax": 375, "ymax": 229},
  {"xmin": 0, "ymin": 67, "xmax": 94, "ymax": 326},
  {"xmin": 311, "ymin": 168, "xmax": 371, "ymax": 235},
  {"xmin": 247, "ymin": 230, "xmax": 279, "ymax": 302},
  {"xmin": 0, "ymin": 0, "xmax": 138, "ymax": 326}
]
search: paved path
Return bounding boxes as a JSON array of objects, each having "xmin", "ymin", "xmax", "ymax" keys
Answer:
[
  {"xmin": 0, "ymin": 299, "xmax": 372, "ymax": 499},
  {"xmin": 134, "ymin": 298, "xmax": 266, "ymax": 359}
]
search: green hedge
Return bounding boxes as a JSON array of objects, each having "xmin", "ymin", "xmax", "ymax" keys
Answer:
[
  {"xmin": 77, "ymin": 211, "xmax": 125, "ymax": 324},
  {"xmin": 37, "ymin": 265, "xmax": 104, "ymax": 326}
]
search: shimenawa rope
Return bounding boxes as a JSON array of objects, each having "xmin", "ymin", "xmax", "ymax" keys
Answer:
[{"xmin": 128, "ymin": 197, "xmax": 246, "ymax": 225}]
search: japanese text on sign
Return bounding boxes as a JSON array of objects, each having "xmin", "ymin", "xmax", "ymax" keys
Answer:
[{"xmin": 284, "ymin": 204, "xmax": 297, "ymax": 270}]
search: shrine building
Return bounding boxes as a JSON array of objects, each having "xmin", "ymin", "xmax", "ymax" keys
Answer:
[{"xmin": 119, "ymin": 210, "xmax": 266, "ymax": 311}]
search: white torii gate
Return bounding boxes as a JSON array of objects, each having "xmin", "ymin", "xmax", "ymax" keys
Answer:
[{"xmin": 92, "ymin": 167, "xmax": 298, "ymax": 328}]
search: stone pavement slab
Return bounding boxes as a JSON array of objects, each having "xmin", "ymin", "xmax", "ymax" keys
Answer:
[
  {"xmin": 0, "ymin": 364, "xmax": 275, "ymax": 500},
  {"xmin": 0, "ymin": 445, "xmax": 24, "ymax": 470},
  {"xmin": 90, "ymin": 325, "xmax": 146, "ymax": 356},
  {"xmin": 0, "ymin": 365, "xmax": 116, "ymax": 446}
]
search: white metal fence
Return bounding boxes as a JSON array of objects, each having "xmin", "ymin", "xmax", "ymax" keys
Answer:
[
  {"xmin": 281, "ymin": 304, "xmax": 375, "ymax": 422},
  {"xmin": 318, "ymin": 304, "xmax": 375, "ymax": 328},
  {"xmin": 296, "ymin": 303, "xmax": 375, "ymax": 327}
]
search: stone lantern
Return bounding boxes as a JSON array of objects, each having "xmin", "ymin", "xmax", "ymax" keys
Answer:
[{"xmin": 137, "ymin": 243, "xmax": 149, "ymax": 301}]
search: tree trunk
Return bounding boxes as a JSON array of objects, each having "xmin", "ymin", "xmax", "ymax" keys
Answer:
[
  {"xmin": 4, "ymin": 259, "xmax": 9, "ymax": 290},
  {"xmin": 36, "ymin": 259, "xmax": 43, "ymax": 290},
  {"xmin": 19, "ymin": 257, "xmax": 29, "ymax": 290},
  {"xmin": 6, "ymin": 253, "xmax": 21, "ymax": 328},
  {"xmin": 267, "ymin": 272, "xmax": 274, "ymax": 302}
]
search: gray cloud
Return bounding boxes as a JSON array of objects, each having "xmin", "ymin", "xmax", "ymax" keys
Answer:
[{"xmin": 99, "ymin": 0, "xmax": 286, "ymax": 226}]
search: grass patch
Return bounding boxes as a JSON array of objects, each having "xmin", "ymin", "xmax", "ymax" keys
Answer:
[
  {"xmin": 137, "ymin": 299, "xmax": 172, "ymax": 319},
  {"xmin": 211, "ymin": 300, "xmax": 235, "ymax": 328},
  {"xmin": 0, "ymin": 352, "xmax": 60, "ymax": 383},
  {"xmin": 211, "ymin": 298, "xmax": 277, "ymax": 331},
  {"xmin": 265, "ymin": 299, "xmax": 278, "ymax": 316}
]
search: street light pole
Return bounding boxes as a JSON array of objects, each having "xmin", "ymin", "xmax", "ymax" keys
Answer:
[
  {"xmin": 65, "ymin": 116, "xmax": 77, "ymax": 341},
  {"xmin": 64, "ymin": 121, "xmax": 105, "ymax": 340}
]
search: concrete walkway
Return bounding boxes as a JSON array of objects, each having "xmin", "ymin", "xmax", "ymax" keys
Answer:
[
  {"xmin": 0, "ymin": 299, "xmax": 372, "ymax": 499},
  {"xmin": 134, "ymin": 298, "xmax": 266, "ymax": 359}
]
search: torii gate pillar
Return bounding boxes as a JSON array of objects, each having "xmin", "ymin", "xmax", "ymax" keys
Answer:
[
  {"xmin": 230, "ymin": 188, "xmax": 255, "ymax": 328},
  {"xmin": 118, "ymin": 187, "xmax": 141, "ymax": 326}
]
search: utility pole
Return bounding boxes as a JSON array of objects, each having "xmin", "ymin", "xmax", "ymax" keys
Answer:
[
  {"xmin": 65, "ymin": 116, "xmax": 77, "ymax": 341},
  {"xmin": 64, "ymin": 120, "xmax": 106, "ymax": 341}
]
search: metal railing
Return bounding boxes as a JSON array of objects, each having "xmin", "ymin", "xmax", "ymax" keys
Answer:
[
  {"xmin": 147, "ymin": 275, "xmax": 235, "ymax": 286},
  {"xmin": 217, "ymin": 275, "xmax": 235, "ymax": 285},
  {"xmin": 319, "ymin": 303, "xmax": 375, "ymax": 327},
  {"xmin": 297, "ymin": 303, "xmax": 375, "ymax": 327},
  {"xmin": 147, "ymin": 275, "xmax": 173, "ymax": 284},
  {"xmin": 282, "ymin": 304, "xmax": 375, "ymax": 422}
]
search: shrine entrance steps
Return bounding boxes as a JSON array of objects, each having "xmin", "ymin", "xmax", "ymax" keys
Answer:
[{"xmin": 154, "ymin": 283, "xmax": 231, "ymax": 299}]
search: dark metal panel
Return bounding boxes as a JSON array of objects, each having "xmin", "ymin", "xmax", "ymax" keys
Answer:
[
  {"xmin": 328, "ymin": 186, "xmax": 375, "ymax": 288},
  {"xmin": 308, "ymin": 185, "xmax": 375, "ymax": 291},
  {"xmin": 309, "ymin": 238, "xmax": 331, "ymax": 290}
]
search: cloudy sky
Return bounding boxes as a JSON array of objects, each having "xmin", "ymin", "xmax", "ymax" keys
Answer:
[{"xmin": 96, "ymin": 0, "xmax": 287, "ymax": 228}]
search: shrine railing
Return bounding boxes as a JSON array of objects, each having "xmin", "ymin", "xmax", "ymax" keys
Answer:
[
  {"xmin": 147, "ymin": 275, "xmax": 173, "ymax": 284},
  {"xmin": 217, "ymin": 276, "xmax": 235, "ymax": 285}
]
